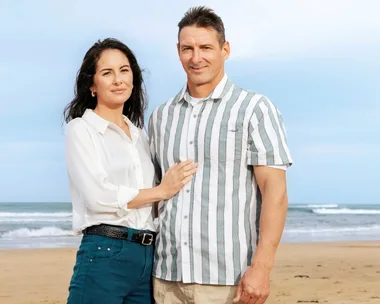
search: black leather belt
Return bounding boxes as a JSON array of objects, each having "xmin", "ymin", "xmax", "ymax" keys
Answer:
[{"xmin": 83, "ymin": 224, "xmax": 155, "ymax": 246}]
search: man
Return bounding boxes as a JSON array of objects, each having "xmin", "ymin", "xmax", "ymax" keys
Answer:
[{"xmin": 148, "ymin": 6, "xmax": 293, "ymax": 304}]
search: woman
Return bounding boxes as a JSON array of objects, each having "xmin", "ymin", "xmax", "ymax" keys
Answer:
[{"xmin": 63, "ymin": 38, "xmax": 197, "ymax": 304}]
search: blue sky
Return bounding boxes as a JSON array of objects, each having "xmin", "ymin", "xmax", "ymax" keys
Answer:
[{"xmin": 0, "ymin": 1, "xmax": 379, "ymax": 204}]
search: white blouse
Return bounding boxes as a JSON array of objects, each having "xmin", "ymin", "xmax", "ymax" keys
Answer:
[{"xmin": 65, "ymin": 109, "xmax": 156, "ymax": 234}]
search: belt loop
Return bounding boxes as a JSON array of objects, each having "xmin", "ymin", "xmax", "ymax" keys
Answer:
[{"xmin": 127, "ymin": 227, "xmax": 133, "ymax": 242}]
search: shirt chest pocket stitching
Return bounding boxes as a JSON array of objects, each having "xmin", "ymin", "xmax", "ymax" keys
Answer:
[{"xmin": 204, "ymin": 129, "xmax": 245, "ymax": 162}]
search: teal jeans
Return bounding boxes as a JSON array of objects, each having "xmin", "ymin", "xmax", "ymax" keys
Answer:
[{"xmin": 67, "ymin": 229, "xmax": 154, "ymax": 304}]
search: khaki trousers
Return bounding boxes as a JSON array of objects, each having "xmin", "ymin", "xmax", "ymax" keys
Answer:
[{"xmin": 153, "ymin": 278, "xmax": 238, "ymax": 304}]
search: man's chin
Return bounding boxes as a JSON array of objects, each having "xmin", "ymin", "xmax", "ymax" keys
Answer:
[{"xmin": 187, "ymin": 74, "xmax": 210, "ymax": 86}]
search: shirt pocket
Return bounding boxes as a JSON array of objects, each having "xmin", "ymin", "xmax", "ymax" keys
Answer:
[{"xmin": 204, "ymin": 128, "xmax": 245, "ymax": 163}]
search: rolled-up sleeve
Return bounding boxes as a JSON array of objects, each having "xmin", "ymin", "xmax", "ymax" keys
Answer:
[
  {"xmin": 246, "ymin": 96, "xmax": 293, "ymax": 166},
  {"xmin": 65, "ymin": 119, "xmax": 139, "ymax": 216}
]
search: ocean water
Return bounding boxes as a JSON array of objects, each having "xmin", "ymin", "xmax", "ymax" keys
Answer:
[{"xmin": 0, "ymin": 202, "xmax": 379, "ymax": 249}]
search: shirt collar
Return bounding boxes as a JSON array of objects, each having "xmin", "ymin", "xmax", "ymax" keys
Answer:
[
  {"xmin": 82, "ymin": 109, "xmax": 140, "ymax": 141},
  {"xmin": 82, "ymin": 109, "xmax": 109, "ymax": 134},
  {"xmin": 177, "ymin": 73, "xmax": 232, "ymax": 103}
]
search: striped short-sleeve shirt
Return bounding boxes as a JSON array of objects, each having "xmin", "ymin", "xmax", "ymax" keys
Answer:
[{"xmin": 148, "ymin": 74, "xmax": 293, "ymax": 285}]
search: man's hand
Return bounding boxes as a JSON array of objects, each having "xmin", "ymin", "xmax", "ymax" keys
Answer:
[{"xmin": 233, "ymin": 264, "xmax": 271, "ymax": 304}]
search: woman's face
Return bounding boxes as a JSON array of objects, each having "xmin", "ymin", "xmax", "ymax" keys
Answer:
[{"xmin": 91, "ymin": 49, "xmax": 134, "ymax": 108}]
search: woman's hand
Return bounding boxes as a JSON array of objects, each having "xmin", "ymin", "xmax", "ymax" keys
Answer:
[{"xmin": 158, "ymin": 160, "xmax": 198, "ymax": 200}]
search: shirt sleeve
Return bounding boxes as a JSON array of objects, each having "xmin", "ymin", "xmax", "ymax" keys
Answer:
[
  {"xmin": 246, "ymin": 96, "xmax": 293, "ymax": 166},
  {"xmin": 267, "ymin": 165, "xmax": 289, "ymax": 171},
  {"xmin": 148, "ymin": 112, "xmax": 162, "ymax": 185},
  {"xmin": 65, "ymin": 119, "xmax": 139, "ymax": 216}
]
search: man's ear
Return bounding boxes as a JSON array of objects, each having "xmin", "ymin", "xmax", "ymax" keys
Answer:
[{"xmin": 222, "ymin": 41, "xmax": 230, "ymax": 60}]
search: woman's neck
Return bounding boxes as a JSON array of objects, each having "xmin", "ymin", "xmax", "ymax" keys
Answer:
[{"xmin": 94, "ymin": 104, "xmax": 125, "ymax": 127}]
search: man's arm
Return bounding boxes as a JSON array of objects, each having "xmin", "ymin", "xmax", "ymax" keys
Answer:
[
  {"xmin": 234, "ymin": 95, "xmax": 292, "ymax": 304},
  {"xmin": 234, "ymin": 166, "xmax": 288, "ymax": 304},
  {"xmin": 252, "ymin": 166, "xmax": 288, "ymax": 270}
]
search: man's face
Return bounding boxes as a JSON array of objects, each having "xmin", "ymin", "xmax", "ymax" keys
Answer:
[{"xmin": 177, "ymin": 26, "xmax": 229, "ymax": 90}]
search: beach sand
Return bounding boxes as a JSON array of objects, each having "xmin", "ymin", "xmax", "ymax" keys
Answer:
[{"xmin": 0, "ymin": 241, "xmax": 379, "ymax": 304}]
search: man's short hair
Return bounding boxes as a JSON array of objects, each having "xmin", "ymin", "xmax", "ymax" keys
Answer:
[{"xmin": 177, "ymin": 6, "xmax": 226, "ymax": 46}]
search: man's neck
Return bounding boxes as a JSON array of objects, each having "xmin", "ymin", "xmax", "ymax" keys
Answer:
[{"xmin": 187, "ymin": 72, "xmax": 225, "ymax": 98}]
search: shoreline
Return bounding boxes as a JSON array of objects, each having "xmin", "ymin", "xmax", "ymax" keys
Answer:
[{"xmin": 0, "ymin": 241, "xmax": 379, "ymax": 303}]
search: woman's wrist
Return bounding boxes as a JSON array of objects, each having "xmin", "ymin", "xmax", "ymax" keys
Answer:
[{"xmin": 156, "ymin": 185, "xmax": 169, "ymax": 201}]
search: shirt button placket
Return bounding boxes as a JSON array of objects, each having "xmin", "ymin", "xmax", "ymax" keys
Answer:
[{"xmin": 181, "ymin": 102, "xmax": 201, "ymax": 283}]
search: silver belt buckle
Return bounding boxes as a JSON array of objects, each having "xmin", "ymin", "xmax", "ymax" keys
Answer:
[{"xmin": 141, "ymin": 233, "xmax": 153, "ymax": 245}]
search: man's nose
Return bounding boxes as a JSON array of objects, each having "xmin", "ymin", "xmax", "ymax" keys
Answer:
[{"xmin": 191, "ymin": 49, "xmax": 202, "ymax": 64}]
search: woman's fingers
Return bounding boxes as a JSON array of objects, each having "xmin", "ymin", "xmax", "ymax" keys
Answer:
[
  {"xmin": 182, "ymin": 162, "xmax": 198, "ymax": 172},
  {"xmin": 176, "ymin": 160, "xmax": 194, "ymax": 170},
  {"xmin": 183, "ymin": 168, "xmax": 198, "ymax": 178},
  {"xmin": 181, "ymin": 175, "xmax": 193, "ymax": 185},
  {"xmin": 169, "ymin": 160, "xmax": 198, "ymax": 174}
]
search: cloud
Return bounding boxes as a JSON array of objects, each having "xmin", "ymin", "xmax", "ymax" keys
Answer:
[
  {"xmin": 0, "ymin": 142, "xmax": 64, "ymax": 164},
  {"xmin": 297, "ymin": 143, "xmax": 380, "ymax": 155},
  {"xmin": 216, "ymin": 0, "xmax": 380, "ymax": 59},
  {"xmin": 286, "ymin": 105, "xmax": 380, "ymax": 139},
  {"xmin": 2, "ymin": 1, "xmax": 379, "ymax": 61},
  {"xmin": 0, "ymin": 141, "xmax": 68, "ymax": 202}
]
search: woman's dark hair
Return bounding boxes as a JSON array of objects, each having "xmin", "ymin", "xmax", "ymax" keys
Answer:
[{"xmin": 63, "ymin": 38, "xmax": 147, "ymax": 128}]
